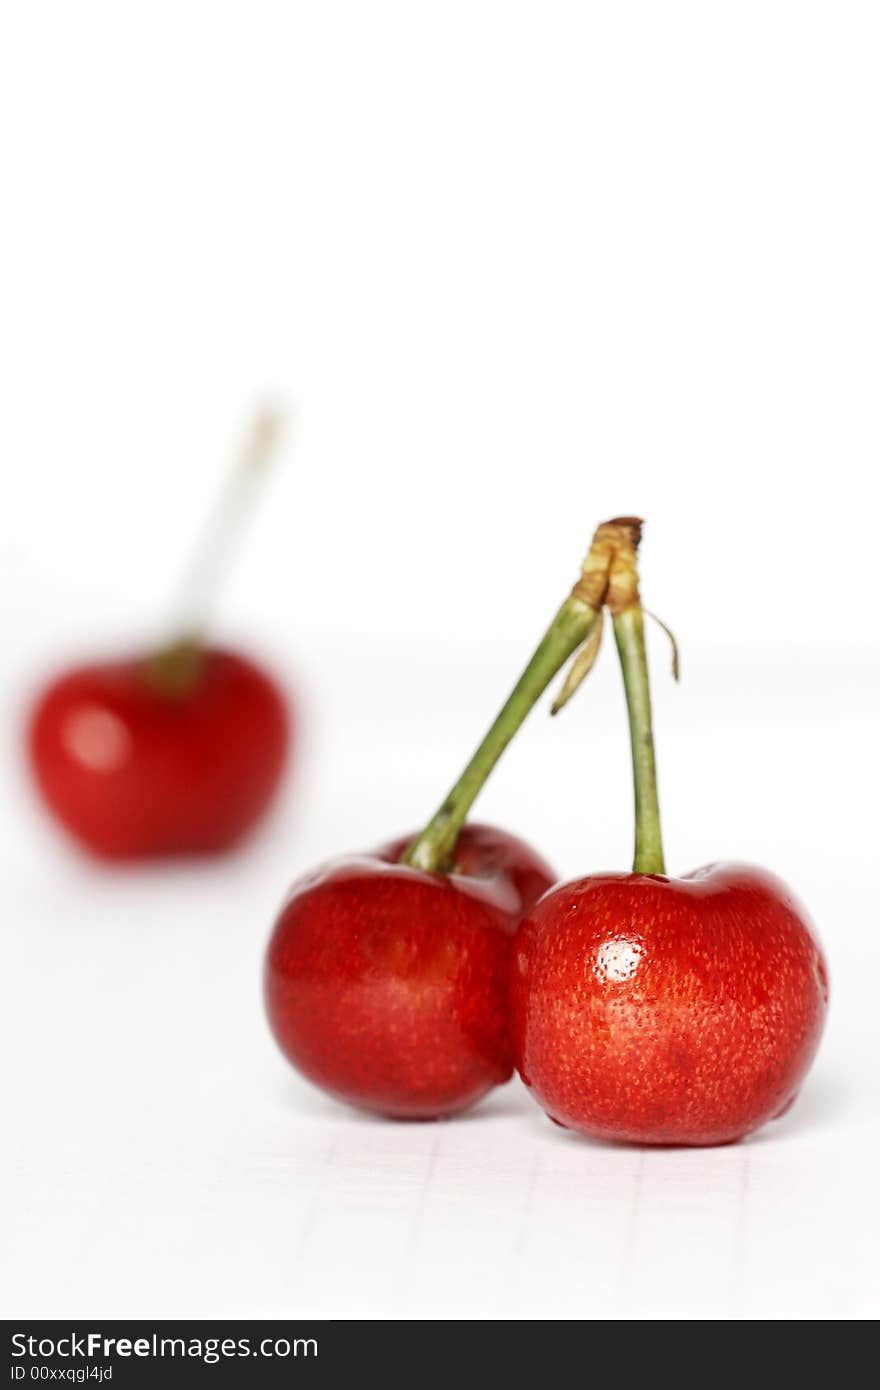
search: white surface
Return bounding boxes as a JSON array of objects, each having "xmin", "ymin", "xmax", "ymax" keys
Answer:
[
  {"xmin": 2, "ymin": 635, "xmax": 879, "ymax": 1320},
  {"xmin": 2, "ymin": 1, "xmax": 880, "ymax": 1321}
]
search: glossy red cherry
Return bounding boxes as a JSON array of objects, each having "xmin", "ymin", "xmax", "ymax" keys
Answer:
[
  {"xmin": 264, "ymin": 522, "xmax": 626, "ymax": 1121},
  {"xmin": 508, "ymin": 520, "xmax": 829, "ymax": 1145},
  {"xmin": 29, "ymin": 646, "xmax": 290, "ymax": 859},
  {"xmin": 510, "ymin": 865, "xmax": 828, "ymax": 1146},
  {"xmin": 265, "ymin": 823, "xmax": 555, "ymax": 1119}
]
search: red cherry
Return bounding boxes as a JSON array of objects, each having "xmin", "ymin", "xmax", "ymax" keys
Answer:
[
  {"xmin": 29, "ymin": 646, "xmax": 290, "ymax": 859},
  {"xmin": 509, "ymin": 864, "xmax": 828, "ymax": 1146},
  {"xmin": 264, "ymin": 823, "xmax": 555, "ymax": 1119},
  {"xmin": 264, "ymin": 523, "xmax": 625, "ymax": 1121}
]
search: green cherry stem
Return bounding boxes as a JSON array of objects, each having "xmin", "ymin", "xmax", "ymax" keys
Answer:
[
  {"xmin": 403, "ymin": 518, "xmax": 639, "ymax": 875},
  {"xmin": 608, "ymin": 535, "xmax": 666, "ymax": 876},
  {"xmin": 147, "ymin": 407, "xmax": 284, "ymax": 697},
  {"xmin": 165, "ymin": 407, "xmax": 284, "ymax": 645}
]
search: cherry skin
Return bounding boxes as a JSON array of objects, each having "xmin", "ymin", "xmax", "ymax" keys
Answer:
[
  {"xmin": 29, "ymin": 646, "xmax": 290, "ymax": 859},
  {"xmin": 510, "ymin": 863, "xmax": 828, "ymax": 1146},
  {"xmin": 264, "ymin": 823, "xmax": 555, "ymax": 1119}
]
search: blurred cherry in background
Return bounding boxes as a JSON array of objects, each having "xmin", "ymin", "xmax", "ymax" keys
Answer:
[{"xmin": 27, "ymin": 410, "xmax": 293, "ymax": 860}]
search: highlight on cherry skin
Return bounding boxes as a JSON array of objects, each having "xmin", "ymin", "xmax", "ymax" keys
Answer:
[{"xmin": 264, "ymin": 823, "xmax": 555, "ymax": 1119}]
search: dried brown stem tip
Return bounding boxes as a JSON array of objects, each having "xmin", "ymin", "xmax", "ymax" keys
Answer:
[
  {"xmin": 569, "ymin": 516, "xmax": 642, "ymax": 612},
  {"xmin": 246, "ymin": 408, "xmax": 284, "ymax": 470},
  {"xmin": 603, "ymin": 516, "xmax": 643, "ymax": 616},
  {"xmin": 550, "ymin": 517, "xmax": 643, "ymax": 712},
  {"xmin": 569, "ymin": 519, "xmax": 639, "ymax": 611}
]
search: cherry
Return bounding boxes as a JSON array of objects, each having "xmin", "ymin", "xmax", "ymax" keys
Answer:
[
  {"xmin": 510, "ymin": 522, "xmax": 829, "ymax": 1146},
  {"xmin": 265, "ymin": 823, "xmax": 554, "ymax": 1119},
  {"xmin": 28, "ymin": 411, "xmax": 292, "ymax": 860},
  {"xmin": 30, "ymin": 646, "xmax": 289, "ymax": 859},
  {"xmin": 511, "ymin": 866, "xmax": 827, "ymax": 1145},
  {"xmin": 265, "ymin": 521, "xmax": 632, "ymax": 1118}
]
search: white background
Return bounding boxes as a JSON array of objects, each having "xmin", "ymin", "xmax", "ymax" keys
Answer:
[{"xmin": 1, "ymin": 2, "xmax": 879, "ymax": 1320}]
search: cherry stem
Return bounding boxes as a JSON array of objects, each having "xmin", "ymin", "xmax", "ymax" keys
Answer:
[
  {"xmin": 611, "ymin": 594, "xmax": 666, "ymax": 877},
  {"xmin": 147, "ymin": 409, "xmax": 283, "ymax": 697},
  {"xmin": 165, "ymin": 407, "xmax": 283, "ymax": 649},
  {"xmin": 403, "ymin": 520, "xmax": 636, "ymax": 875}
]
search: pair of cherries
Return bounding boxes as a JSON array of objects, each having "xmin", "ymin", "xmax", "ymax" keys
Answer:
[
  {"xmin": 30, "ymin": 496, "xmax": 827, "ymax": 1147},
  {"xmin": 265, "ymin": 520, "xmax": 828, "ymax": 1146}
]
